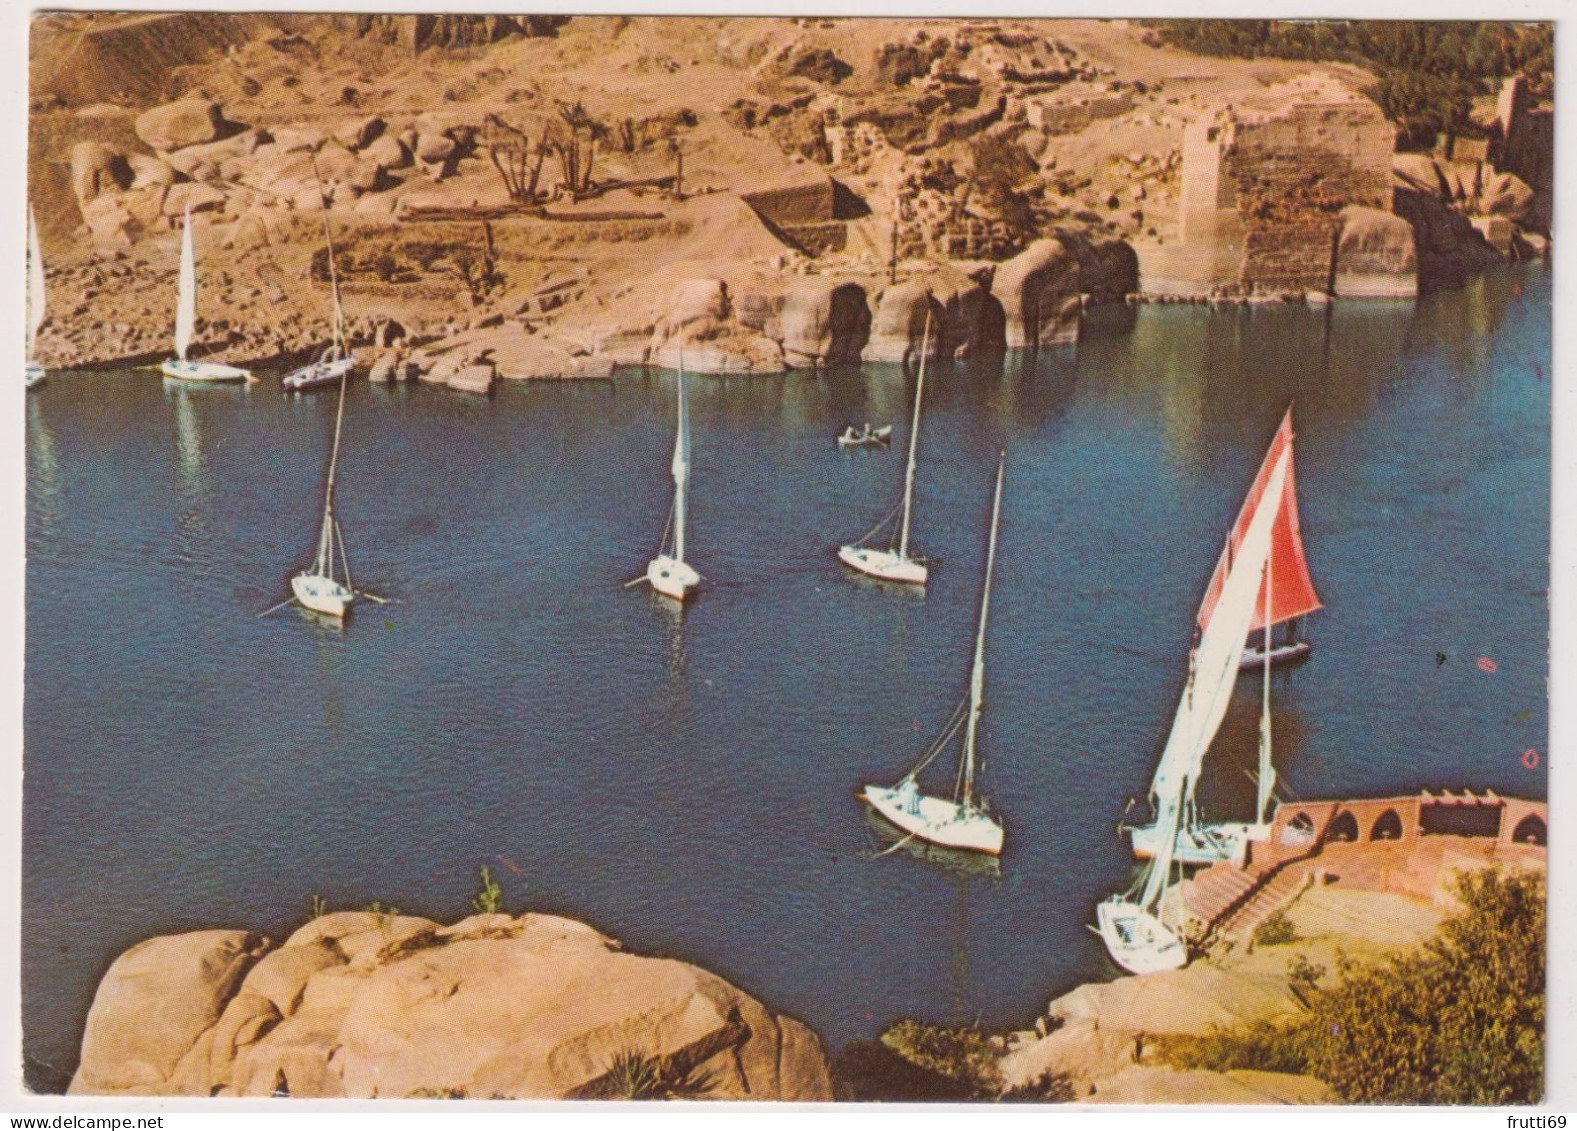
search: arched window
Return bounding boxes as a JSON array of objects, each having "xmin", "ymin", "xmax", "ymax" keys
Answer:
[
  {"xmin": 1370, "ymin": 809, "xmax": 1404, "ymax": 841},
  {"xmin": 1281, "ymin": 811, "xmax": 1315, "ymax": 846},
  {"xmin": 1327, "ymin": 811, "xmax": 1359, "ymax": 843},
  {"xmin": 1512, "ymin": 814, "xmax": 1547, "ymax": 846}
]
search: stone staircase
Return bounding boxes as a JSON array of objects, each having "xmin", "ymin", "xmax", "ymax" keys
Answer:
[{"xmin": 1181, "ymin": 856, "xmax": 1314, "ymax": 945}]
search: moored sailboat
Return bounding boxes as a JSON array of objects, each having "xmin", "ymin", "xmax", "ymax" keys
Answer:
[
  {"xmin": 1097, "ymin": 445, "xmax": 1292, "ymax": 974},
  {"xmin": 161, "ymin": 203, "xmax": 250, "ymax": 383},
  {"xmin": 861, "ymin": 451, "xmax": 1008, "ymax": 857},
  {"xmin": 290, "ymin": 361, "xmax": 358, "ymax": 617},
  {"xmin": 640, "ymin": 365, "xmax": 702, "ymax": 602},
  {"xmin": 1127, "ymin": 410, "xmax": 1315, "ymax": 865},
  {"xmin": 26, "ymin": 206, "xmax": 47, "ymax": 390},
  {"xmin": 837, "ymin": 316, "xmax": 932, "ymax": 586},
  {"xmin": 1196, "ymin": 409, "xmax": 1321, "ymax": 669},
  {"xmin": 283, "ymin": 159, "xmax": 356, "ymax": 393}
]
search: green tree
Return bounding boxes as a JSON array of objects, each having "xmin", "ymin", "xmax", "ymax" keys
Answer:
[{"xmin": 1154, "ymin": 868, "xmax": 1545, "ymax": 1104}]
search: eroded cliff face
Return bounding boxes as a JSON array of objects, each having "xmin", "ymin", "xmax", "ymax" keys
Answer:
[{"xmin": 69, "ymin": 911, "xmax": 833, "ymax": 1101}]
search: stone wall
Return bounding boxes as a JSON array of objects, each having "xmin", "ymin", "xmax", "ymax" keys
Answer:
[{"xmin": 1165, "ymin": 79, "xmax": 1396, "ymax": 295}]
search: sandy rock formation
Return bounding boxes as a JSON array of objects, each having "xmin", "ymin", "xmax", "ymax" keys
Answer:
[
  {"xmin": 778, "ymin": 278, "xmax": 871, "ymax": 367},
  {"xmin": 69, "ymin": 141, "xmax": 132, "ymax": 206},
  {"xmin": 994, "ymin": 237, "xmax": 1082, "ymax": 348},
  {"xmin": 864, "ymin": 279, "xmax": 944, "ymax": 364},
  {"xmin": 927, "ymin": 267, "xmax": 1002, "ymax": 358},
  {"xmin": 134, "ymin": 99, "xmax": 228, "ymax": 151},
  {"xmin": 71, "ymin": 930, "xmax": 273, "ymax": 1095},
  {"xmin": 1391, "ymin": 184, "xmax": 1503, "ymax": 294},
  {"xmin": 70, "ymin": 911, "xmax": 832, "ymax": 1100},
  {"xmin": 1333, "ymin": 205, "xmax": 1417, "ymax": 299}
]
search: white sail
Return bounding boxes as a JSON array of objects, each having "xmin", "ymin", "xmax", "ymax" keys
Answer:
[
  {"xmin": 1137, "ymin": 448, "xmax": 1292, "ymax": 912},
  {"xmin": 961, "ymin": 451, "xmax": 1004, "ymax": 806},
  {"xmin": 897, "ymin": 317, "xmax": 930, "ymax": 560},
  {"xmin": 174, "ymin": 203, "xmax": 196, "ymax": 361},
  {"xmin": 27, "ymin": 206, "xmax": 45, "ymax": 354},
  {"xmin": 671, "ymin": 366, "xmax": 689, "ymax": 563}
]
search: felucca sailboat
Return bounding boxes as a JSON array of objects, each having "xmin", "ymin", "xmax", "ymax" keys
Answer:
[
  {"xmin": 26, "ymin": 206, "xmax": 46, "ymax": 390},
  {"xmin": 161, "ymin": 203, "xmax": 250, "ymax": 383},
  {"xmin": 1097, "ymin": 444, "xmax": 1292, "ymax": 975},
  {"xmin": 861, "ymin": 451, "xmax": 1008, "ymax": 856},
  {"xmin": 1127, "ymin": 410, "xmax": 1318, "ymax": 865},
  {"xmin": 640, "ymin": 365, "xmax": 702, "ymax": 602},
  {"xmin": 291, "ymin": 363, "xmax": 358, "ymax": 617},
  {"xmin": 837, "ymin": 315, "xmax": 932, "ymax": 586},
  {"xmin": 283, "ymin": 158, "xmax": 356, "ymax": 392},
  {"xmin": 1197, "ymin": 410, "xmax": 1322, "ymax": 669}
]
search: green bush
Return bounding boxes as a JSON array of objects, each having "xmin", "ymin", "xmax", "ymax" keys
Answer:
[
  {"xmin": 1253, "ymin": 909, "xmax": 1298, "ymax": 947},
  {"xmin": 472, "ymin": 865, "xmax": 505, "ymax": 915},
  {"xmin": 880, "ymin": 1020, "xmax": 1003, "ymax": 1099},
  {"xmin": 1155, "ymin": 868, "xmax": 1545, "ymax": 1104}
]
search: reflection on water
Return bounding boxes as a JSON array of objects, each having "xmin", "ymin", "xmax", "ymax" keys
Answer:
[
  {"xmin": 26, "ymin": 395, "xmax": 59, "ymax": 537},
  {"xmin": 22, "ymin": 265, "xmax": 1549, "ymax": 1092}
]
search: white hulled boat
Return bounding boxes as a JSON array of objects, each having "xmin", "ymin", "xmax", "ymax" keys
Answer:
[
  {"xmin": 861, "ymin": 451, "xmax": 1008, "ymax": 857},
  {"xmin": 1127, "ymin": 409, "xmax": 1317, "ymax": 865},
  {"xmin": 1097, "ymin": 444, "xmax": 1291, "ymax": 975},
  {"xmin": 283, "ymin": 161, "xmax": 356, "ymax": 393},
  {"xmin": 642, "ymin": 365, "xmax": 702, "ymax": 602},
  {"xmin": 26, "ymin": 206, "xmax": 46, "ymax": 390},
  {"xmin": 837, "ymin": 316, "xmax": 932, "ymax": 586},
  {"xmin": 290, "ymin": 361, "xmax": 357, "ymax": 617},
  {"xmin": 161, "ymin": 203, "xmax": 250, "ymax": 383}
]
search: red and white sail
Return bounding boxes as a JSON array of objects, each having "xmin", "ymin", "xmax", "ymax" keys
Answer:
[{"xmin": 1196, "ymin": 408, "xmax": 1321, "ymax": 636}]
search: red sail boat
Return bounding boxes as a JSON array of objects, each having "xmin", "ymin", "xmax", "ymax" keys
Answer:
[{"xmin": 1195, "ymin": 408, "xmax": 1322, "ymax": 669}]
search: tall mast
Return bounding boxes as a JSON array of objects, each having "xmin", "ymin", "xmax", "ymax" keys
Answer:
[
  {"xmin": 672, "ymin": 363, "xmax": 689, "ymax": 563},
  {"xmin": 310, "ymin": 155, "xmax": 346, "ymax": 352},
  {"xmin": 1257, "ymin": 539, "xmax": 1276, "ymax": 826},
  {"xmin": 962, "ymin": 451, "xmax": 1005, "ymax": 808},
  {"xmin": 898, "ymin": 312, "xmax": 931, "ymax": 560},
  {"xmin": 175, "ymin": 203, "xmax": 195, "ymax": 361},
  {"xmin": 317, "ymin": 365, "xmax": 350, "ymax": 577}
]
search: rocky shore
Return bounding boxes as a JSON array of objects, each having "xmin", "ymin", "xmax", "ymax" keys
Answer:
[
  {"xmin": 29, "ymin": 15, "xmax": 1548, "ymax": 393},
  {"xmin": 69, "ymin": 908, "xmax": 833, "ymax": 1100}
]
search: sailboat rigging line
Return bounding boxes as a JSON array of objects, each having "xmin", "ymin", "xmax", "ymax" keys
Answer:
[
  {"xmin": 853, "ymin": 498, "xmax": 904, "ymax": 549},
  {"xmin": 309, "ymin": 154, "xmax": 347, "ymax": 353},
  {"xmin": 256, "ymin": 598, "xmax": 297, "ymax": 618},
  {"xmin": 874, "ymin": 830, "xmax": 923, "ymax": 857},
  {"xmin": 903, "ymin": 695, "xmax": 969, "ymax": 780},
  {"xmin": 335, "ymin": 519, "xmax": 354, "ymax": 592}
]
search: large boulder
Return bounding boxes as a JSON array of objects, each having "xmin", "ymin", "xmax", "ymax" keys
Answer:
[
  {"xmin": 1334, "ymin": 205, "xmax": 1417, "ymax": 299},
  {"xmin": 1480, "ymin": 171, "xmax": 1535, "ymax": 224},
  {"xmin": 993, "ymin": 238, "xmax": 1082, "ymax": 348},
  {"xmin": 71, "ymin": 913, "xmax": 832, "ymax": 1100},
  {"xmin": 779, "ymin": 278, "xmax": 870, "ymax": 367},
  {"xmin": 69, "ymin": 141, "xmax": 132, "ymax": 206},
  {"xmin": 363, "ymin": 132, "xmax": 413, "ymax": 172},
  {"xmin": 928, "ymin": 268, "xmax": 1002, "ymax": 357},
  {"xmin": 134, "ymin": 99, "xmax": 227, "ymax": 151},
  {"xmin": 70, "ymin": 930, "xmax": 271, "ymax": 1095},
  {"xmin": 125, "ymin": 153, "xmax": 179, "ymax": 190},
  {"xmin": 864, "ymin": 279, "xmax": 943, "ymax": 364},
  {"xmin": 1391, "ymin": 187, "xmax": 1504, "ymax": 293}
]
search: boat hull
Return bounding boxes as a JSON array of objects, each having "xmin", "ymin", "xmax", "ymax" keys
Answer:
[
  {"xmin": 861, "ymin": 783, "xmax": 1003, "ymax": 855},
  {"xmin": 837, "ymin": 545, "xmax": 927, "ymax": 586},
  {"xmin": 25, "ymin": 361, "xmax": 45, "ymax": 390},
  {"xmin": 283, "ymin": 355, "xmax": 356, "ymax": 392},
  {"xmin": 1128, "ymin": 819, "xmax": 1264, "ymax": 865},
  {"xmin": 1096, "ymin": 899, "xmax": 1189, "ymax": 975},
  {"xmin": 647, "ymin": 554, "xmax": 700, "ymax": 602},
  {"xmin": 1240, "ymin": 639, "xmax": 1311, "ymax": 669},
  {"xmin": 162, "ymin": 358, "xmax": 251, "ymax": 383},
  {"xmin": 292, "ymin": 573, "xmax": 354, "ymax": 618}
]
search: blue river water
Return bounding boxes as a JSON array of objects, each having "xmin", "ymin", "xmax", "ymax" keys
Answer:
[{"xmin": 22, "ymin": 265, "xmax": 1549, "ymax": 1092}]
